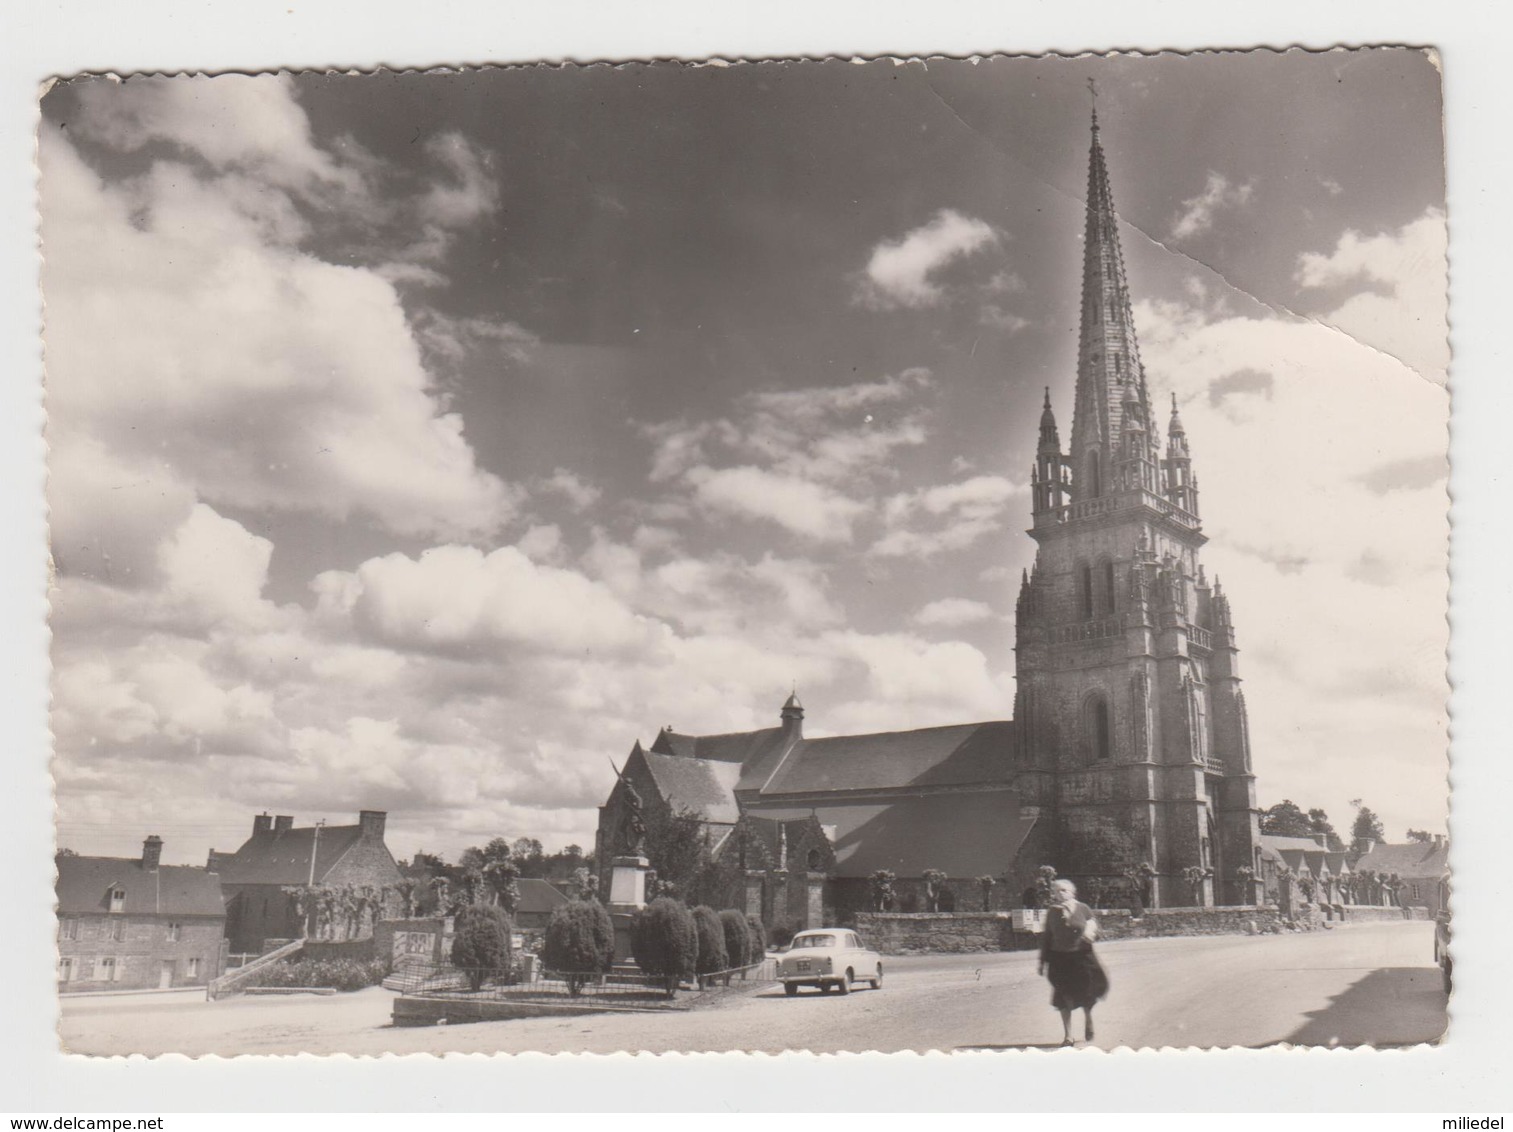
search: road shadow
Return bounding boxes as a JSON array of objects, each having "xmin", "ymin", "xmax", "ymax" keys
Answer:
[{"xmin": 1274, "ymin": 967, "xmax": 1447, "ymax": 1048}]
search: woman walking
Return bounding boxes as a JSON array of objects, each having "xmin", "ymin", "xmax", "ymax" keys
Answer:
[{"xmin": 1038, "ymin": 878, "xmax": 1109, "ymax": 1046}]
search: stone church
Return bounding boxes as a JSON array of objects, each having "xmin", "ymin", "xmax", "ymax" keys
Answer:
[{"xmin": 596, "ymin": 111, "xmax": 1263, "ymax": 926}]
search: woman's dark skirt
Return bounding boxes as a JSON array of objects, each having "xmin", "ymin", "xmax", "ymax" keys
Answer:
[{"xmin": 1045, "ymin": 945, "xmax": 1109, "ymax": 1010}]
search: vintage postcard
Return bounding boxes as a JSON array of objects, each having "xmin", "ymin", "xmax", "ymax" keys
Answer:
[{"xmin": 44, "ymin": 48, "xmax": 1449, "ymax": 1056}]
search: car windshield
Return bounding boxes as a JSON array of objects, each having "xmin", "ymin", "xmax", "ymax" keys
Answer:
[{"xmin": 791, "ymin": 934, "xmax": 838, "ymax": 949}]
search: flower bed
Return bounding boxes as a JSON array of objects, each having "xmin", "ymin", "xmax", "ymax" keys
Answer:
[{"xmin": 241, "ymin": 955, "xmax": 392, "ymax": 992}]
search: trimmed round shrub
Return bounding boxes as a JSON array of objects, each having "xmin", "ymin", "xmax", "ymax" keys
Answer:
[
  {"xmin": 543, "ymin": 899, "xmax": 615, "ymax": 995},
  {"xmin": 718, "ymin": 908, "xmax": 751, "ymax": 970},
  {"xmin": 451, "ymin": 904, "xmax": 513, "ymax": 991},
  {"xmin": 745, "ymin": 914, "xmax": 768, "ymax": 958},
  {"xmin": 692, "ymin": 905, "xmax": 728, "ymax": 975},
  {"xmin": 631, "ymin": 897, "xmax": 697, "ymax": 996}
]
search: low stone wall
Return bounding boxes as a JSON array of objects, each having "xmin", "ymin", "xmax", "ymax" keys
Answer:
[
  {"xmin": 1337, "ymin": 904, "xmax": 1421, "ymax": 923},
  {"xmin": 1094, "ymin": 906, "xmax": 1285, "ymax": 940},
  {"xmin": 301, "ymin": 936, "xmax": 376, "ymax": 962},
  {"xmin": 855, "ymin": 912, "xmax": 1017, "ymax": 955}
]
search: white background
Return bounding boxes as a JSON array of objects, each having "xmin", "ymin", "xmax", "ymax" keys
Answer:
[{"xmin": 3, "ymin": 0, "xmax": 1506, "ymax": 1113}]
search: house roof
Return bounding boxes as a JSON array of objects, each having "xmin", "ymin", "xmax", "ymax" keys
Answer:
[
  {"xmin": 516, "ymin": 878, "xmax": 571, "ymax": 916},
  {"xmin": 55, "ymin": 855, "xmax": 226, "ymax": 917},
  {"xmin": 745, "ymin": 788, "xmax": 1033, "ymax": 878},
  {"xmin": 214, "ymin": 824, "xmax": 366, "ymax": 887},
  {"xmin": 1355, "ymin": 841, "xmax": 1450, "ymax": 878},
  {"xmin": 640, "ymin": 751, "xmax": 743, "ymax": 824}
]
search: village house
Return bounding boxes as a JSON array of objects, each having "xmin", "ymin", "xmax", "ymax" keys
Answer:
[
  {"xmin": 55, "ymin": 836, "xmax": 226, "ymax": 991},
  {"xmin": 210, "ymin": 810, "xmax": 403, "ymax": 954},
  {"xmin": 1355, "ymin": 837, "xmax": 1450, "ymax": 916},
  {"xmin": 514, "ymin": 878, "xmax": 571, "ymax": 932}
]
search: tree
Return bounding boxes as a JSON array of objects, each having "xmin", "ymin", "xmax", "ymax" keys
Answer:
[
  {"xmin": 1035, "ymin": 865, "xmax": 1059, "ymax": 908},
  {"xmin": 745, "ymin": 913, "xmax": 768, "ymax": 959},
  {"xmin": 977, "ymin": 875, "xmax": 996, "ymax": 910},
  {"xmin": 542, "ymin": 900, "xmax": 615, "ymax": 994},
  {"xmin": 691, "ymin": 904, "xmax": 728, "ymax": 977},
  {"xmin": 451, "ymin": 904, "xmax": 513, "ymax": 991},
  {"xmin": 921, "ymin": 869, "xmax": 949, "ymax": 913},
  {"xmin": 571, "ymin": 866, "xmax": 600, "ymax": 901},
  {"xmin": 719, "ymin": 909, "xmax": 751, "ymax": 973},
  {"xmin": 643, "ymin": 806, "xmax": 714, "ymax": 902},
  {"xmin": 1406, "ymin": 829, "xmax": 1434, "ymax": 844},
  {"xmin": 484, "ymin": 857, "xmax": 521, "ymax": 914},
  {"xmin": 1307, "ymin": 808, "xmax": 1345, "ymax": 852},
  {"xmin": 1351, "ymin": 805, "xmax": 1386, "ymax": 851},
  {"xmin": 1260, "ymin": 800, "xmax": 1313, "ymax": 839},
  {"xmin": 630, "ymin": 897, "xmax": 698, "ymax": 997},
  {"xmin": 869, "ymin": 869, "xmax": 897, "ymax": 912}
]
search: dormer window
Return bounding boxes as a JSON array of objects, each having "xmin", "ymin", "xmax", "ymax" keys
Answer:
[{"xmin": 108, "ymin": 887, "xmax": 125, "ymax": 913}]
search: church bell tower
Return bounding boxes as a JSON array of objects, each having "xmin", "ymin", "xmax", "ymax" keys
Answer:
[{"xmin": 1014, "ymin": 106, "xmax": 1261, "ymax": 907}]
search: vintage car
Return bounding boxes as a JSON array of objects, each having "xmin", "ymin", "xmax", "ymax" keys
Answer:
[
  {"xmin": 776, "ymin": 928, "xmax": 883, "ymax": 995},
  {"xmin": 1434, "ymin": 872, "xmax": 1451, "ymax": 994}
]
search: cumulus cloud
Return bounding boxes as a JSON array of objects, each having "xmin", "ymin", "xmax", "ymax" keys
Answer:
[
  {"xmin": 855, "ymin": 209, "xmax": 998, "ymax": 309},
  {"xmin": 643, "ymin": 369, "xmax": 935, "ymax": 543},
  {"xmin": 1169, "ymin": 171, "xmax": 1255, "ymax": 240},
  {"xmin": 872, "ymin": 475, "xmax": 1027, "ymax": 559},
  {"xmin": 1134, "ymin": 276, "xmax": 1448, "ymax": 832},
  {"xmin": 1295, "ymin": 207, "xmax": 1449, "ymax": 384},
  {"xmin": 42, "ymin": 96, "xmax": 517, "ymax": 546},
  {"xmin": 911, "ymin": 598, "xmax": 997, "ymax": 628}
]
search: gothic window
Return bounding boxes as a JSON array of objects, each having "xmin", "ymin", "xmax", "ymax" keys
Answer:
[
  {"xmin": 1102, "ymin": 559, "xmax": 1117, "ymax": 615},
  {"xmin": 1087, "ymin": 450, "xmax": 1103, "ymax": 497},
  {"xmin": 1079, "ymin": 564, "xmax": 1095, "ymax": 620},
  {"xmin": 1084, "ymin": 696, "xmax": 1112, "ymax": 763},
  {"xmin": 806, "ymin": 848, "xmax": 822, "ymax": 870}
]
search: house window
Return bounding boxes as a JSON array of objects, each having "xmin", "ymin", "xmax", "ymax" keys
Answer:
[
  {"xmin": 107, "ymin": 919, "xmax": 124, "ymax": 942},
  {"xmin": 59, "ymin": 958, "xmax": 74, "ymax": 983},
  {"xmin": 1411, "ymin": 883, "xmax": 1421, "ymax": 900},
  {"xmin": 58, "ymin": 917, "xmax": 77, "ymax": 941},
  {"xmin": 187, "ymin": 957, "xmax": 201, "ymax": 978},
  {"xmin": 94, "ymin": 957, "xmax": 118, "ymax": 982},
  {"xmin": 109, "ymin": 888, "xmax": 125, "ymax": 913},
  {"xmin": 166, "ymin": 922, "xmax": 181, "ymax": 942}
]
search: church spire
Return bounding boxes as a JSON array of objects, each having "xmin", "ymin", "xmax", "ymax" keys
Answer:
[
  {"xmin": 1163, "ymin": 392, "xmax": 1200, "ymax": 517},
  {"xmin": 1069, "ymin": 101, "xmax": 1153, "ymax": 501}
]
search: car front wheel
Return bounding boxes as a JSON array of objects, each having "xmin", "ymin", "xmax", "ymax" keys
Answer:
[
  {"xmin": 784, "ymin": 982, "xmax": 798, "ymax": 997},
  {"xmin": 870, "ymin": 963, "xmax": 882, "ymax": 990}
]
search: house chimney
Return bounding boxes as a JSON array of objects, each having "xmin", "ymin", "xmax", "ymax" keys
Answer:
[
  {"xmin": 1358, "ymin": 838, "xmax": 1376, "ymax": 856},
  {"xmin": 253, "ymin": 812, "xmax": 273, "ymax": 836},
  {"xmin": 141, "ymin": 835, "xmax": 163, "ymax": 871},
  {"xmin": 780, "ymin": 691, "xmax": 804, "ymax": 739},
  {"xmin": 273, "ymin": 815, "xmax": 295, "ymax": 834},
  {"xmin": 1433, "ymin": 833, "xmax": 1445, "ymax": 850},
  {"xmin": 359, "ymin": 810, "xmax": 387, "ymax": 839}
]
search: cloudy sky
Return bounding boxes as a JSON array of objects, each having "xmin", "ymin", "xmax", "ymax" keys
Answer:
[{"xmin": 41, "ymin": 49, "xmax": 1448, "ymax": 865}]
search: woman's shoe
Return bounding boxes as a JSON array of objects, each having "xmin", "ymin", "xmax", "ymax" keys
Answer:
[{"xmin": 1061, "ymin": 1038, "xmax": 1075, "ymax": 1047}]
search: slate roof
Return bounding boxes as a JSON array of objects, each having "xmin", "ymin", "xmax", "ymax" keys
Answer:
[
  {"xmin": 516, "ymin": 878, "xmax": 571, "ymax": 916},
  {"xmin": 56, "ymin": 854, "xmax": 226, "ymax": 917},
  {"xmin": 1354, "ymin": 840, "xmax": 1449, "ymax": 878},
  {"xmin": 763, "ymin": 722, "xmax": 1015, "ymax": 796},
  {"xmin": 745, "ymin": 789, "xmax": 1033, "ymax": 878},
  {"xmin": 641, "ymin": 751, "xmax": 743, "ymax": 823},
  {"xmin": 214, "ymin": 824, "xmax": 366, "ymax": 887}
]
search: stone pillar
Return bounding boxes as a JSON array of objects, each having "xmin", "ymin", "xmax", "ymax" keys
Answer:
[
  {"xmin": 805, "ymin": 872, "xmax": 827, "ymax": 930},
  {"xmin": 608, "ymin": 855, "xmax": 650, "ymax": 911},
  {"xmin": 743, "ymin": 870, "xmax": 765, "ymax": 923}
]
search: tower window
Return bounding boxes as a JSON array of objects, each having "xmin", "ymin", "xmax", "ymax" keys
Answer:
[
  {"xmin": 1079, "ymin": 565, "xmax": 1094, "ymax": 620},
  {"xmin": 1087, "ymin": 450, "xmax": 1102, "ymax": 497},
  {"xmin": 1085, "ymin": 697, "xmax": 1112, "ymax": 763},
  {"xmin": 1103, "ymin": 560, "xmax": 1116, "ymax": 615}
]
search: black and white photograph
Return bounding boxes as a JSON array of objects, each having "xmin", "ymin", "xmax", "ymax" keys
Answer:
[{"xmin": 41, "ymin": 47, "xmax": 1451, "ymax": 1058}]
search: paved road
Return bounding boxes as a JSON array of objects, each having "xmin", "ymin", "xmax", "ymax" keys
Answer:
[{"xmin": 58, "ymin": 922, "xmax": 1446, "ymax": 1056}]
